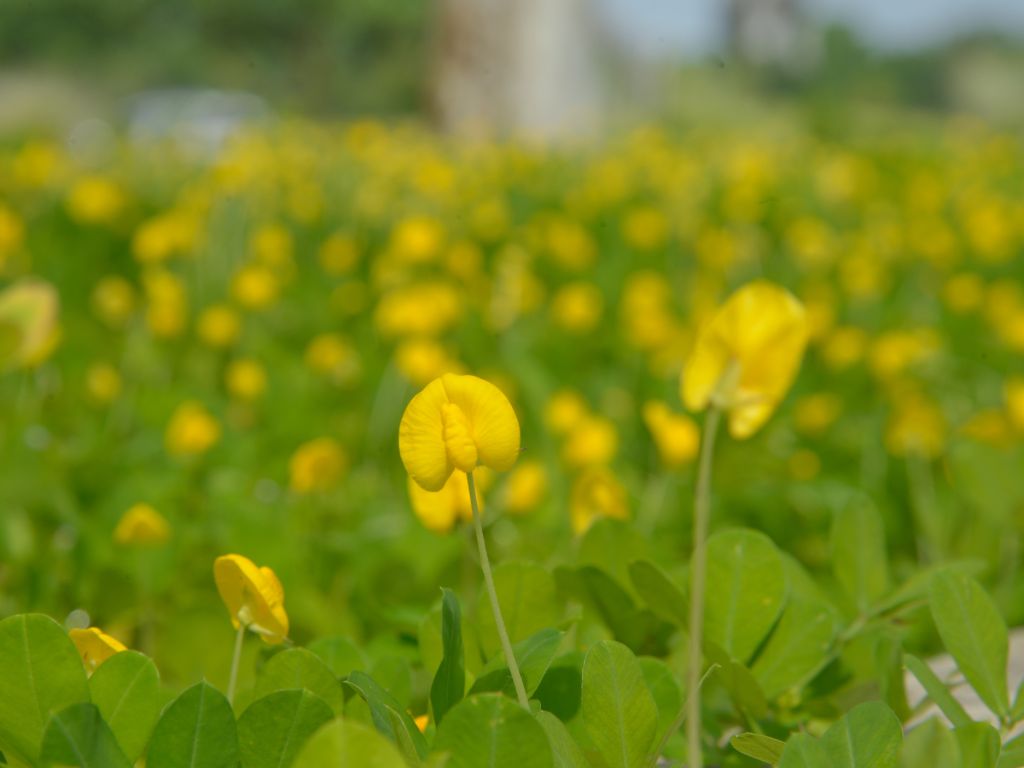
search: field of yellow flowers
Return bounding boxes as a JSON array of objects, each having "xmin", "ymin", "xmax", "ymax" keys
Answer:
[{"xmin": 2, "ymin": 117, "xmax": 1024, "ymax": 767}]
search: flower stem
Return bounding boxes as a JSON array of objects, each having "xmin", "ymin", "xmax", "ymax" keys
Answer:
[
  {"xmin": 467, "ymin": 471, "xmax": 530, "ymax": 710},
  {"xmin": 686, "ymin": 405, "xmax": 721, "ymax": 768},
  {"xmin": 227, "ymin": 623, "xmax": 246, "ymax": 706}
]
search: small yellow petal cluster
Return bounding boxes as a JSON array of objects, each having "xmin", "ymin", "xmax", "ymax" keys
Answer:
[
  {"xmin": 226, "ymin": 358, "xmax": 267, "ymax": 401},
  {"xmin": 503, "ymin": 461, "xmax": 548, "ymax": 515},
  {"xmin": 91, "ymin": 276, "xmax": 136, "ymax": 329},
  {"xmin": 399, "ymin": 374, "xmax": 520, "ymax": 492},
  {"xmin": 66, "ymin": 175, "xmax": 124, "ymax": 225},
  {"xmin": 165, "ymin": 401, "xmax": 221, "ymax": 457},
  {"xmin": 0, "ymin": 279, "xmax": 60, "ymax": 370},
  {"xmin": 570, "ymin": 467, "xmax": 629, "ymax": 535},
  {"xmin": 642, "ymin": 401, "xmax": 699, "ymax": 468},
  {"xmin": 85, "ymin": 363, "xmax": 122, "ymax": 405},
  {"xmin": 70, "ymin": 627, "xmax": 126, "ymax": 673},
  {"xmin": 681, "ymin": 280, "xmax": 808, "ymax": 439},
  {"xmin": 114, "ymin": 503, "xmax": 171, "ymax": 546},
  {"xmin": 197, "ymin": 305, "xmax": 242, "ymax": 348},
  {"xmin": 290, "ymin": 437, "xmax": 348, "ymax": 494},
  {"xmin": 214, "ymin": 554, "xmax": 289, "ymax": 644},
  {"xmin": 406, "ymin": 470, "xmax": 490, "ymax": 533}
]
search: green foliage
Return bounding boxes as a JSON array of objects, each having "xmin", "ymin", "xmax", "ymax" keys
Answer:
[
  {"xmin": 255, "ymin": 648, "xmax": 346, "ymax": 716},
  {"xmin": 39, "ymin": 703, "xmax": 131, "ymax": 768},
  {"xmin": 237, "ymin": 690, "xmax": 334, "ymax": 768},
  {"xmin": 431, "ymin": 589, "xmax": 465, "ymax": 726},
  {"xmin": 293, "ymin": 718, "xmax": 408, "ymax": 768},
  {"xmin": 433, "ymin": 695, "xmax": 553, "ymax": 768},
  {"xmin": 147, "ymin": 682, "xmax": 239, "ymax": 768},
  {"xmin": 470, "ymin": 629, "xmax": 563, "ymax": 698},
  {"xmin": 779, "ymin": 701, "xmax": 902, "ymax": 768},
  {"xmin": 88, "ymin": 650, "xmax": 162, "ymax": 762},
  {"xmin": 477, "ymin": 562, "xmax": 560, "ymax": 658}
]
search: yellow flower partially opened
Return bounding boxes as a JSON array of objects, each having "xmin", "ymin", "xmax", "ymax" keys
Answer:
[
  {"xmin": 406, "ymin": 470, "xmax": 494, "ymax": 533},
  {"xmin": 214, "ymin": 554, "xmax": 289, "ymax": 644},
  {"xmin": 399, "ymin": 374, "xmax": 520, "ymax": 492},
  {"xmin": 681, "ymin": 280, "xmax": 808, "ymax": 439},
  {"xmin": 70, "ymin": 627, "xmax": 126, "ymax": 673}
]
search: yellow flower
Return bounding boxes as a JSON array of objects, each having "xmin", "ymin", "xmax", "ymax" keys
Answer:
[
  {"xmin": 407, "ymin": 471, "xmax": 479, "ymax": 533},
  {"xmin": 642, "ymin": 401, "xmax": 700, "ymax": 468},
  {"xmin": 544, "ymin": 390, "xmax": 588, "ymax": 436},
  {"xmin": 821, "ymin": 325, "xmax": 868, "ymax": 371},
  {"xmin": 143, "ymin": 270, "xmax": 188, "ymax": 339},
  {"xmin": 551, "ymin": 282, "xmax": 603, "ymax": 334},
  {"xmin": 504, "ymin": 461, "xmax": 547, "ymax": 515},
  {"xmin": 681, "ymin": 280, "xmax": 808, "ymax": 439},
  {"xmin": 305, "ymin": 333, "xmax": 359, "ymax": 384},
  {"xmin": 868, "ymin": 329, "xmax": 940, "ymax": 380},
  {"xmin": 621, "ymin": 206, "xmax": 669, "ymax": 251},
  {"xmin": 395, "ymin": 339, "xmax": 461, "ymax": 386},
  {"xmin": 319, "ymin": 232, "xmax": 360, "ymax": 275},
  {"xmin": 562, "ymin": 416, "xmax": 618, "ymax": 468},
  {"xmin": 197, "ymin": 305, "xmax": 241, "ymax": 348},
  {"xmin": 132, "ymin": 211, "xmax": 199, "ymax": 264},
  {"xmin": 0, "ymin": 205, "xmax": 24, "ymax": 261},
  {"xmin": 390, "ymin": 215, "xmax": 444, "ymax": 263},
  {"xmin": 226, "ymin": 358, "xmax": 267, "ymax": 401},
  {"xmin": 794, "ymin": 393, "xmax": 842, "ymax": 436},
  {"xmin": 0, "ymin": 279, "xmax": 60, "ymax": 370},
  {"xmin": 374, "ymin": 282, "xmax": 463, "ymax": 338},
  {"xmin": 114, "ymin": 503, "xmax": 171, "ymax": 546},
  {"xmin": 91, "ymin": 276, "xmax": 136, "ymax": 328},
  {"xmin": 570, "ymin": 467, "xmax": 629, "ymax": 535},
  {"xmin": 943, "ymin": 273, "xmax": 985, "ymax": 315},
  {"xmin": 251, "ymin": 224, "xmax": 293, "ymax": 271},
  {"xmin": 70, "ymin": 627, "xmax": 127, "ymax": 673},
  {"xmin": 67, "ymin": 175, "xmax": 124, "ymax": 225},
  {"xmin": 214, "ymin": 554, "xmax": 289, "ymax": 644},
  {"xmin": 885, "ymin": 393, "xmax": 946, "ymax": 458},
  {"xmin": 290, "ymin": 437, "xmax": 347, "ymax": 494},
  {"xmin": 961, "ymin": 409, "xmax": 1014, "ymax": 447},
  {"xmin": 165, "ymin": 401, "xmax": 221, "ymax": 457},
  {"xmin": 231, "ymin": 264, "xmax": 280, "ymax": 310},
  {"xmin": 1006, "ymin": 377, "xmax": 1024, "ymax": 433},
  {"xmin": 399, "ymin": 374, "xmax": 520, "ymax": 492},
  {"xmin": 85, "ymin": 363, "xmax": 122, "ymax": 405}
]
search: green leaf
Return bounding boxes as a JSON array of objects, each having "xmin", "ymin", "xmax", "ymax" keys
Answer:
[
  {"xmin": 704, "ymin": 529, "xmax": 787, "ymax": 663},
  {"xmin": 901, "ymin": 718, "xmax": 958, "ymax": 768},
  {"xmin": 292, "ymin": 719, "xmax": 407, "ymax": 768},
  {"xmin": 470, "ymin": 629, "xmax": 563, "ymax": 698},
  {"xmin": 535, "ymin": 711, "xmax": 589, "ymax": 768},
  {"xmin": 831, "ymin": 497, "xmax": 890, "ymax": 614},
  {"xmin": 255, "ymin": 648, "xmax": 346, "ymax": 715},
  {"xmin": 628, "ymin": 560, "xmax": 687, "ymax": 626},
  {"xmin": 344, "ymin": 671, "xmax": 428, "ymax": 762},
  {"xmin": 238, "ymin": 689, "xmax": 333, "ymax": 768},
  {"xmin": 88, "ymin": 650, "xmax": 161, "ymax": 762},
  {"xmin": 581, "ymin": 640, "xmax": 658, "ymax": 768},
  {"xmin": 928, "ymin": 571, "xmax": 1009, "ymax": 718},
  {"xmin": 431, "ymin": 589, "xmax": 465, "ymax": 726},
  {"xmin": 477, "ymin": 562, "xmax": 560, "ymax": 658},
  {"xmin": 997, "ymin": 733, "xmax": 1024, "ymax": 768},
  {"xmin": 731, "ymin": 732, "xmax": 785, "ymax": 764},
  {"xmin": 307, "ymin": 637, "xmax": 368, "ymax": 678},
  {"xmin": 954, "ymin": 722, "xmax": 1000, "ymax": 768},
  {"xmin": 146, "ymin": 681, "xmax": 239, "ymax": 768},
  {"xmin": 433, "ymin": 694, "xmax": 553, "ymax": 768},
  {"xmin": 904, "ymin": 655, "xmax": 971, "ymax": 729},
  {"xmin": 779, "ymin": 701, "xmax": 902, "ymax": 768},
  {"xmin": 637, "ymin": 658, "xmax": 682, "ymax": 738},
  {"xmin": 533, "ymin": 654, "xmax": 583, "ymax": 722},
  {"xmin": 570, "ymin": 566, "xmax": 673, "ymax": 655},
  {"xmin": 751, "ymin": 596, "xmax": 837, "ymax": 700},
  {"xmin": 39, "ymin": 703, "xmax": 131, "ymax": 768},
  {"xmin": 0, "ymin": 614, "xmax": 91, "ymax": 764},
  {"xmin": 706, "ymin": 644, "xmax": 768, "ymax": 720}
]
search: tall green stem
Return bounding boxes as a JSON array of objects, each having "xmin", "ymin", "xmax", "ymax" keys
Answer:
[
  {"xmin": 686, "ymin": 406, "xmax": 721, "ymax": 768},
  {"xmin": 467, "ymin": 471, "xmax": 530, "ymax": 710},
  {"xmin": 227, "ymin": 623, "xmax": 246, "ymax": 706}
]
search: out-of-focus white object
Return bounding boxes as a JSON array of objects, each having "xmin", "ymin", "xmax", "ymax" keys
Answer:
[{"xmin": 126, "ymin": 88, "xmax": 268, "ymax": 156}]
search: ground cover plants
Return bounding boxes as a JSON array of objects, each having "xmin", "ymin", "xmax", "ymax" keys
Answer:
[{"xmin": 1, "ymin": 118, "xmax": 1024, "ymax": 766}]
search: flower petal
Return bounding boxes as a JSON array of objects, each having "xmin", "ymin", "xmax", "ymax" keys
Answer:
[
  {"xmin": 398, "ymin": 378, "xmax": 452, "ymax": 491},
  {"xmin": 440, "ymin": 374, "xmax": 520, "ymax": 472}
]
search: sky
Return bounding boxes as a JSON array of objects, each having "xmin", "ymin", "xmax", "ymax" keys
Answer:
[{"xmin": 599, "ymin": 0, "xmax": 1024, "ymax": 57}]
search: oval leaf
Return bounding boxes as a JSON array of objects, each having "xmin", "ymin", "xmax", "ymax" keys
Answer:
[
  {"xmin": 0, "ymin": 614, "xmax": 90, "ymax": 764},
  {"xmin": 255, "ymin": 648, "xmax": 346, "ymax": 715},
  {"xmin": 581, "ymin": 640, "xmax": 658, "ymax": 768},
  {"xmin": 88, "ymin": 650, "xmax": 162, "ymax": 762},
  {"xmin": 477, "ymin": 562, "xmax": 560, "ymax": 658},
  {"xmin": 292, "ymin": 719, "xmax": 407, "ymax": 768},
  {"xmin": 831, "ymin": 498, "xmax": 890, "ymax": 614},
  {"xmin": 238, "ymin": 689, "xmax": 333, "ymax": 768},
  {"xmin": 40, "ymin": 703, "xmax": 131, "ymax": 768},
  {"xmin": 431, "ymin": 589, "xmax": 465, "ymax": 726},
  {"xmin": 147, "ymin": 681, "xmax": 239, "ymax": 768},
  {"xmin": 433, "ymin": 694, "xmax": 553, "ymax": 768}
]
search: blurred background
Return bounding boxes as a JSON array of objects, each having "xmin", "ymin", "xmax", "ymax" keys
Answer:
[{"xmin": 2, "ymin": 0, "xmax": 1023, "ymax": 138}]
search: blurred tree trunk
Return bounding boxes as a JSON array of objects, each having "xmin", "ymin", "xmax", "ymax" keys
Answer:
[{"xmin": 431, "ymin": 0, "xmax": 602, "ymax": 140}]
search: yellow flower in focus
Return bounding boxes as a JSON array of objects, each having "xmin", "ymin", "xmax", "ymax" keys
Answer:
[
  {"xmin": 407, "ymin": 471, "xmax": 479, "ymax": 533},
  {"xmin": 642, "ymin": 401, "xmax": 699, "ymax": 468},
  {"xmin": 794, "ymin": 393, "xmax": 842, "ymax": 436},
  {"xmin": 70, "ymin": 627, "xmax": 126, "ymax": 673},
  {"xmin": 226, "ymin": 358, "xmax": 267, "ymax": 401},
  {"xmin": 544, "ymin": 390, "xmax": 588, "ymax": 436},
  {"xmin": 885, "ymin": 394, "xmax": 946, "ymax": 458},
  {"xmin": 166, "ymin": 401, "xmax": 221, "ymax": 457},
  {"xmin": 91, "ymin": 276, "xmax": 136, "ymax": 328},
  {"xmin": 0, "ymin": 280, "xmax": 60, "ymax": 370},
  {"xmin": 197, "ymin": 305, "xmax": 241, "ymax": 348},
  {"xmin": 290, "ymin": 437, "xmax": 347, "ymax": 494},
  {"xmin": 395, "ymin": 338, "xmax": 461, "ymax": 386},
  {"xmin": 570, "ymin": 467, "xmax": 629, "ymax": 535},
  {"xmin": 562, "ymin": 416, "xmax": 618, "ymax": 468},
  {"xmin": 504, "ymin": 461, "xmax": 547, "ymax": 515},
  {"xmin": 114, "ymin": 503, "xmax": 171, "ymax": 546},
  {"xmin": 214, "ymin": 554, "xmax": 289, "ymax": 644},
  {"xmin": 681, "ymin": 281, "xmax": 808, "ymax": 439},
  {"xmin": 319, "ymin": 232, "xmax": 360, "ymax": 275},
  {"xmin": 231, "ymin": 264, "xmax": 280, "ymax": 310},
  {"xmin": 306, "ymin": 333, "xmax": 359, "ymax": 385},
  {"xmin": 391, "ymin": 215, "xmax": 444, "ymax": 263},
  {"xmin": 551, "ymin": 282, "xmax": 603, "ymax": 334},
  {"xmin": 67, "ymin": 175, "xmax": 124, "ymax": 225},
  {"xmin": 399, "ymin": 374, "xmax": 520, "ymax": 492},
  {"xmin": 85, "ymin": 363, "xmax": 122, "ymax": 404}
]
